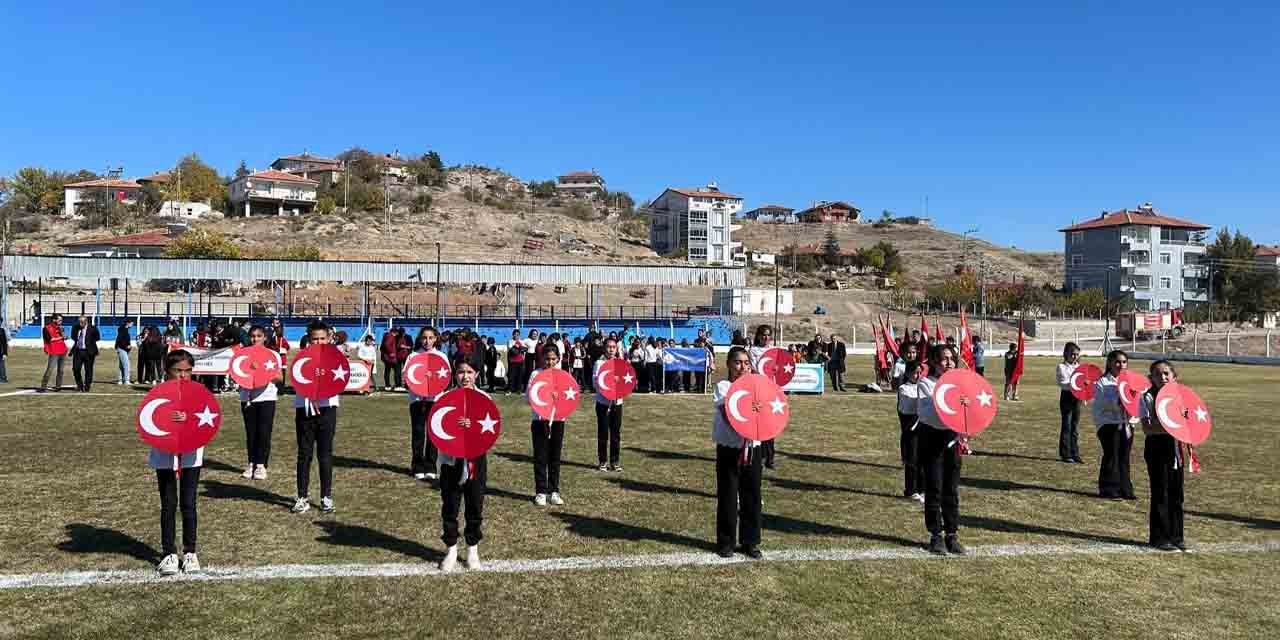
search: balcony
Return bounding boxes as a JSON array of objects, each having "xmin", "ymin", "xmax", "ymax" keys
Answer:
[
  {"xmin": 1182, "ymin": 265, "xmax": 1209, "ymax": 277},
  {"xmin": 1120, "ymin": 235, "xmax": 1151, "ymax": 248}
]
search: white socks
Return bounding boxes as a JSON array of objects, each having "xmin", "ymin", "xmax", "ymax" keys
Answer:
[
  {"xmin": 466, "ymin": 545, "xmax": 482, "ymax": 570},
  {"xmin": 440, "ymin": 545, "xmax": 458, "ymax": 572}
]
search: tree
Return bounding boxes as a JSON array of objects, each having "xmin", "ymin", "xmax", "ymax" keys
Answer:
[
  {"xmin": 316, "ymin": 195, "xmax": 337, "ymax": 215},
  {"xmin": 163, "ymin": 228, "xmax": 242, "ymax": 259},
  {"xmin": 872, "ymin": 240, "xmax": 903, "ymax": 276},
  {"xmin": 794, "ymin": 253, "xmax": 819, "ymax": 273},
  {"xmin": 1206, "ymin": 227, "xmax": 1261, "ymax": 316},
  {"xmin": 880, "ymin": 209, "xmax": 894, "ymax": 222},
  {"xmin": 424, "ymin": 150, "xmax": 444, "ymax": 171},
  {"xmin": 234, "ymin": 161, "xmax": 250, "ymax": 179},
  {"xmin": 10, "ymin": 167, "xmax": 62, "ymax": 216},
  {"xmin": 170, "ymin": 154, "xmax": 227, "ymax": 209},
  {"xmin": 408, "ymin": 154, "xmax": 446, "ymax": 188},
  {"xmin": 528, "ymin": 180, "xmax": 557, "ymax": 198},
  {"xmin": 610, "ymin": 191, "xmax": 635, "ymax": 213},
  {"xmin": 413, "ymin": 193, "xmax": 433, "ymax": 212},
  {"xmin": 821, "ymin": 226, "xmax": 841, "ymax": 265}
]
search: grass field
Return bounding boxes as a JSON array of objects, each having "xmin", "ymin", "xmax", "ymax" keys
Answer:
[{"xmin": 0, "ymin": 347, "xmax": 1276, "ymax": 639}]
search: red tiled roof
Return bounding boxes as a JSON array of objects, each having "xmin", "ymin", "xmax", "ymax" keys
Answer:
[
  {"xmin": 797, "ymin": 201, "xmax": 859, "ymax": 214},
  {"xmin": 241, "ymin": 170, "xmax": 319, "ymax": 185},
  {"xmin": 1059, "ymin": 206, "xmax": 1209, "ymax": 232},
  {"xmin": 668, "ymin": 188, "xmax": 742, "ymax": 200},
  {"xmin": 64, "ymin": 178, "xmax": 142, "ymax": 189},
  {"xmin": 137, "ymin": 172, "xmax": 170, "ymax": 183},
  {"xmin": 61, "ymin": 229, "xmax": 173, "ymax": 248},
  {"xmin": 748, "ymin": 205, "xmax": 793, "ymax": 212},
  {"xmin": 275, "ymin": 153, "xmax": 340, "ymax": 165},
  {"xmin": 559, "ymin": 171, "xmax": 601, "ymax": 178},
  {"xmin": 1256, "ymin": 245, "xmax": 1280, "ymax": 257}
]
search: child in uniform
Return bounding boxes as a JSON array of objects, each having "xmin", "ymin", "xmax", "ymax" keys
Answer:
[
  {"xmin": 915, "ymin": 344, "xmax": 968, "ymax": 555},
  {"xmin": 438, "ymin": 359, "xmax": 490, "ymax": 572},
  {"xmin": 527, "ymin": 344, "xmax": 568, "ymax": 506},
  {"xmin": 712, "ymin": 346, "xmax": 763, "ymax": 559},
  {"xmin": 292, "ymin": 322, "xmax": 339, "ymax": 515},
  {"xmin": 1140, "ymin": 360, "xmax": 1188, "ymax": 551},
  {"xmin": 241, "ymin": 325, "xmax": 282, "ymax": 481},
  {"xmin": 896, "ymin": 361, "xmax": 926, "ymax": 503},
  {"xmin": 1092, "ymin": 350, "xmax": 1135, "ymax": 500},
  {"xmin": 1003, "ymin": 342, "xmax": 1019, "ymax": 401},
  {"xmin": 594, "ymin": 337, "xmax": 625, "ymax": 472},
  {"xmin": 152, "ymin": 349, "xmax": 205, "ymax": 575},
  {"xmin": 748, "ymin": 324, "xmax": 778, "ymax": 469},
  {"xmin": 409, "ymin": 327, "xmax": 447, "ymax": 481},
  {"xmin": 1055, "ymin": 342, "xmax": 1083, "ymax": 463}
]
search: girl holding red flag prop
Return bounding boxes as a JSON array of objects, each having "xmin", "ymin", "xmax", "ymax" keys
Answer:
[
  {"xmin": 1055, "ymin": 343, "xmax": 1085, "ymax": 464},
  {"xmin": 292, "ymin": 322, "xmax": 340, "ymax": 515},
  {"xmin": 1091, "ymin": 350, "xmax": 1136, "ymax": 500},
  {"xmin": 914, "ymin": 345, "xmax": 968, "ymax": 555},
  {"xmin": 151, "ymin": 349, "xmax": 204, "ymax": 575},
  {"xmin": 712, "ymin": 347, "xmax": 764, "ymax": 559},
  {"xmin": 527, "ymin": 345, "xmax": 567, "ymax": 506},
  {"xmin": 1139, "ymin": 361, "xmax": 1188, "ymax": 552},
  {"xmin": 241, "ymin": 325, "xmax": 283, "ymax": 481},
  {"xmin": 408, "ymin": 327, "xmax": 447, "ymax": 481},
  {"xmin": 594, "ymin": 337, "xmax": 626, "ymax": 472},
  {"xmin": 748, "ymin": 324, "xmax": 777, "ymax": 470},
  {"xmin": 438, "ymin": 360, "xmax": 491, "ymax": 572}
]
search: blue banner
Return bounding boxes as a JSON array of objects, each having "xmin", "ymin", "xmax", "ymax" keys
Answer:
[{"xmin": 662, "ymin": 347, "xmax": 709, "ymax": 372}]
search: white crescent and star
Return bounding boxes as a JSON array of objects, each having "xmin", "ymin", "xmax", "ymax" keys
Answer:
[
  {"xmin": 231, "ymin": 354, "xmax": 250, "ymax": 379},
  {"xmin": 622, "ymin": 373, "xmax": 634, "ymax": 384},
  {"xmin": 1194, "ymin": 406, "xmax": 1209, "ymax": 422},
  {"xmin": 405, "ymin": 362, "xmax": 424, "ymax": 386},
  {"xmin": 1069, "ymin": 371, "xmax": 1084, "ymax": 392},
  {"xmin": 430, "ymin": 406, "xmax": 457, "ymax": 440},
  {"xmin": 563, "ymin": 387, "xmax": 578, "ymax": 401},
  {"xmin": 935, "ymin": 383, "xmax": 958, "ymax": 415},
  {"xmin": 757, "ymin": 356, "xmax": 773, "ymax": 376},
  {"xmin": 727, "ymin": 390, "xmax": 751, "ymax": 424},
  {"xmin": 1156, "ymin": 397, "xmax": 1185, "ymax": 430},
  {"xmin": 595, "ymin": 368, "xmax": 612, "ymax": 392},
  {"xmin": 783, "ymin": 363, "xmax": 794, "ymax": 374},
  {"xmin": 529, "ymin": 381, "xmax": 550, "ymax": 407},
  {"xmin": 769, "ymin": 396, "xmax": 786, "ymax": 415},
  {"xmin": 478, "ymin": 413, "xmax": 499, "ymax": 434},
  {"xmin": 195, "ymin": 406, "xmax": 219, "ymax": 428},
  {"xmin": 291, "ymin": 357, "xmax": 313, "ymax": 385},
  {"xmin": 139, "ymin": 398, "xmax": 171, "ymax": 437},
  {"xmin": 975, "ymin": 390, "xmax": 993, "ymax": 407},
  {"xmin": 332, "ymin": 365, "xmax": 348, "ymax": 382},
  {"xmin": 435, "ymin": 367, "xmax": 449, "ymax": 379}
]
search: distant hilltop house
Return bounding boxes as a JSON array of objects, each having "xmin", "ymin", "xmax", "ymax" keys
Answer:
[
  {"xmin": 228, "ymin": 170, "xmax": 319, "ymax": 217},
  {"xmin": 741, "ymin": 205, "xmax": 797, "ymax": 224},
  {"xmin": 62, "ymin": 178, "xmax": 142, "ymax": 218},
  {"xmin": 271, "ymin": 152, "xmax": 343, "ymax": 185},
  {"xmin": 59, "ymin": 224, "xmax": 187, "ymax": 258},
  {"xmin": 1060, "ymin": 202, "xmax": 1210, "ymax": 311},
  {"xmin": 648, "ymin": 182, "xmax": 744, "ymax": 265},
  {"xmin": 1256, "ymin": 245, "xmax": 1280, "ymax": 271},
  {"xmin": 136, "ymin": 172, "xmax": 171, "ymax": 188},
  {"xmin": 379, "ymin": 153, "xmax": 410, "ymax": 183},
  {"xmin": 796, "ymin": 200, "xmax": 861, "ymax": 223},
  {"xmin": 556, "ymin": 170, "xmax": 606, "ymax": 199}
]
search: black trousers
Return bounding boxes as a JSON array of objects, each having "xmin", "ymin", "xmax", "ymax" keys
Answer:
[
  {"xmin": 531, "ymin": 420, "xmax": 565, "ymax": 494},
  {"xmin": 72, "ymin": 352, "xmax": 95, "ymax": 391},
  {"xmin": 156, "ymin": 467, "xmax": 200, "ymax": 555},
  {"xmin": 918, "ymin": 427, "xmax": 962, "ymax": 535},
  {"xmin": 681, "ymin": 371, "xmax": 692, "ymax": 393},
  {"xmin": 1058, "ymin": 390, "xmax": 1081, "ymax": 460},
  {"xmin": 647, "ymin": 363, "xmax": 662, "ymax": 392},
  {"xmin": 242, "ymin": 400, "xmax": 276, "ymax": 466},
  {"xmin": 1097, "ymin": 423, "xmax": 1134, "ymax": 498},
  {"xmin": 898, "ymin": 412, "xmax": 926, "ymax": 496},
  {"xmin": 485, "ymin": 363, "xmax": 497, "ymax": 391},
  {"xmin": 595, "ymin": 402, "xmax": 623, "ymax": 466},
  {"xmin": 296, "ymin": 407, "xmax": 337, "ymax": 498},
  {"xmin": 715, "ymin": 444, "xmax": 762, "ymax": 550},
  {"xmin": 635, "ymin": 362, "xmax": 648, "ymax": 391},
  {"xmin": 409, "ymin": 400, "xmax": 438, "ymax": 475},
  {"xmin": 383, "ymin": 360, "xmax": 402, "ymax": 389},
  {"xmin": 440, "ymin": 456, "xmax": 487, "ymax": 547},
  {"xmin": 508, "ymin": 358, "xmax": 524, "ymax": 392},
  {"xmin": 695, "ymin": 370, "xmax": 707, "ymax": 393},
  {"xmin": 762, "ymin": 439, "xmax": 776, "ymax": 467},
  {"xmin": 830, "ymin": 369, "xmax": 845, "ymax": 391},
  {"xmin": 1145, "ymin": 434, "xmax": 1184, "ymax": 546}
]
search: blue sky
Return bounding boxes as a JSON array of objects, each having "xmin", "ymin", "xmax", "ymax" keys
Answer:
[{"xmin": 2, "ymin": 2, "xmax": 1277, "ymax": 250}]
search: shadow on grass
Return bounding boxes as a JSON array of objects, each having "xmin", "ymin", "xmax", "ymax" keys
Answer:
[
  {"xmin": 200, "ymin": 479, "xmax": 294, "ymax": 508},
  {"xmin": 485, "ymin": 485, "xmax": 533, "ymax": 502},
  {"xmin": 314, "ymin": 521, "xmax": 442, "ymax": 562},
  {"xmin": 607, "ymin": 477, "xmax": 714, "ymax": 499},
  {"xmin": 960, "ymin": 476, "xmax": 1097, "ymax": 499},
  {"xmin": 777, "ymin": 451, "xmax": 898, "ymax": 470},
  {"xmin": 333, "ymin": 455, "xmax": 412, "ymax": 477},
  {"xmin": 969, "ymin": 450, "xmax": 1063, "ymax": 463},
  {"xmin": 623, "ymin": 447, "xmax": 716, "ymax": 463},
  {"xmin": 201, "ymin": 458, "xmax": 245, "ymax": 474},
  {"xmin": 550, "ymin": 512, "xmax": 715, "ymax": 552},
  {"xmin": 766, "ymin": 476, "xmax": 899, "ymax": 500},
  {"xmin": 56, "ymin": 524, "xmax": 159, "ymax": 564},
  {"xmin": 493, "ymin": 451, "xmax": 597, "ymax": 471},
  {"xmin": 960, "ymin": 515, "xmax": 1138, "ymax": 546},
  {"xmin": 762, "ymin": 514, "xmax": 919, "ymax": 548},
  {"xmin": 1187, "ymin": 510, "xmax": 1280, "ymax": 530}
]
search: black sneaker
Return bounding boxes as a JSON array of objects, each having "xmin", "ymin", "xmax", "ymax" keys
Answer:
[
  {"xmin": 927, "ymin": 534, "xmax": 946, "ymax": 555},
  {"xmin": 945, "ymin": 534, "xmax": 967, "ymax": 555},
  {"xmin": 1155, "ymin": 542, "xmax": 1179, "ymax": 552},
  {"xmin": 716, "ymin": 547, "xmax": 735, "ymax": 559},
  {"xmin": 1072, "ymin": 457, "xmax": 1085, "ymax": 464},
  {"xmin": 740, "ymin": 545, "xmax": 763, "ymax": 560}
]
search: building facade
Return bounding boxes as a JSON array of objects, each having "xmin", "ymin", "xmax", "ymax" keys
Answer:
[
  {"xmin": 60, "ymin": 227, "xmax": 184, "ymax": 258},
  {"xmin": 1255, "ymin": 245, "xmax": 1280, "ymax": 271},
  {"xmin": 228, "ymin": 170, "xmax": 319, "ymax": 217},
  {"xmin": 741, "ymin": 205, "xmax": 796, "ymax": 223},
  {"xmin": 271, "ymin": 153, "xmax": 343, "ymax": 184},
  {"xmin": 796, "ymin": 200, "xmax": 861, "ymax": 223},
  {"xmin": 648, "ymin": 183, "xmax": 744, "ymax": 265},
  {"xmin": 1060, "ymin": 203, "xmax": 1210, "ymax": 311},
  {"xmin": 63, "ymin": 178, "xmax": 143, "ymax": 218},
  {"xmin": 556, "ymin": 171, "xmax": 606, "ymax": 199}
]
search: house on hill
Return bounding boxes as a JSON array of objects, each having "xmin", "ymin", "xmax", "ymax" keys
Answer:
[
  {"xmin": 796, "ymin": 201, "xmax": 861, "ymax": 223},
  {"xmin": 271, "ymin": 152, "xmax": 343, "ymax": 185},
  {"xmin": 60, "ymin": 226, "xmax": 186, "ymax": 258},
  {"xmin": 741, "ymin": 205, "xmax": 797, "ymax": 223},
  {"xmin": 1060, "ymin": 202, "xmax": 1210, "ymax": 311},
  {"xmin": 1256, "ymin": 245, "xmax": 1280, "ymax": 271},
  {"xmin": 63, "ymin": 178, "xmax": 143, "ymax": 218},
  {"xmin": 228, "ymin": 170, "xmax": 319, "ymax": 217},
  {"xmin": 556, "ymin": 171, "xmax": 606, "ymax": 199},
  {"xmin": 647, "ymin": 182, "xmax": 744, "ymax": 265}
]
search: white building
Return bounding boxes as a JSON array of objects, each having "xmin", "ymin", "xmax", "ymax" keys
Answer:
[
  {"xmin": 158, "ymin": 201, "xmax": 212, "ymax": 219},
  {"xmin": 63, "ymin": 178, "xmax": 142, "ymax": 218},
  {"xmin": 712, "ymin": 288, "xmax": 793, "ymax": 316},
  {"xmin": 228, "ymin": 170, "xmax": 319, "ymax": 217},
  {"xmin": 556, "ymin": 171, "xmax": 607, "ymax": 199},
  {"xmin": 60, "ymin": 226, "xmax": 185, "ymax": 258},
  {"xmin": 648, "ymin": 183, "xmax": 744, "ymax": 265}
]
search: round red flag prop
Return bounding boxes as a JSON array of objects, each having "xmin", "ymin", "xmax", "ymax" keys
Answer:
[
  {"xmin": 528, "ymin": 367, "xmax": 581, "ymax": 421},
  {"xmin": 1116, "ymin": 369, "xmax": 1152, "ymax": 417},
  {"xmin": 1154, "ymin": 383, "xmax": 1212, "ymax": 446},
  {"xmin": 756, "ymin": 347, "xmax": 796, "ymax": 387},
  {"xmin": 228, "ymin": 345, "xmax": 281, "ymax": 390},
  {"xmin": 933, "ymin": 369, "xmax": 998, "ymax": 436},
  {"xmin": 594, "ymin": 358, "xmax": 638, "ymax": 402},
  {"xmin": 403, "ymin": 350, "xmax": 452, "ymax": 398},
  {"xmin": 428, "ymin": 388, "xmax": 502, "ymax": 459},
  {"xmin": 724, "ymin": 373, "xmax": 791, "ymax": 442},
  {"xmin": 1068, "ymin": 363, "xmax": 1103, "ymax": 401},
  {"xmin": 290, "ymin": 344, "xmax": 349, "ymax": 401},
  {"xmin": 136, "ymin": 380, "xmax": 222, "ymax": 454}
]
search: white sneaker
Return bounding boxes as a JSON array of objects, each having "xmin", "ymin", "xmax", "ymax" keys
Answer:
[
  {"xmin": 253, "ymin": 466, "xmax": 267, "ymax": 480},
  {"xmin": 534, "ymin": 493, "xmax": 548, "ymax": 506},
  {"xmin": 466, "ymin": 545, "xmax": 482, "ymax": 570},
  {"xmin": 414, "ymin": 473, "xmax": 427, "ymax": 480},
  {"xmin": 320, "ymin": 497, "xmax": 335, "ymax": 513},
  {"xmin": 181, "ymin": 552, "xmax": 201, "ymax": 573},
  {"xmin": 440, "ymin": 545, "xmax": 458, "ymax": 572},
  {"xmin": 549, "ymin": 492, "xmax": 565, "ymax": 506},
  {"xmin": 913, "ymin": 493, "xmax": 926, "ymax": 503},
  {"xmin": 597, "ymin": 463, "xmax": 609, "ymax": 472},
  {"xmin": 156, "ymin": 553, "xmax": 180, "ymax": 576},
  {"xmin": 425, "ymin": 472, "xmax": 437, "ymax": 481},
  {"xmin": 242, "ymin": 466, "xmax": 255, "ymax": 479},
  {"xmin": 291, "ymin": 497, "xmax": 311, "ymax": 513}
]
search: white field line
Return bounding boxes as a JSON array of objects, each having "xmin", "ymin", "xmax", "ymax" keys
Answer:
[{"xmin": 2, "ymin": 540, "xmax": 1276, "ymax": 590}]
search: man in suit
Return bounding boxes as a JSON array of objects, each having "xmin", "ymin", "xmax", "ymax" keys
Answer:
[
  {"xmin": 71, "ymin": 316, "xmax": 101, "ymax": 392},
  {"xmin": 0, "ymin": 323, "xmax": 10, "ymax": 384},
  {"xmin": 828, "ymin": 334, "xmax": 848, "ymax": 392}
]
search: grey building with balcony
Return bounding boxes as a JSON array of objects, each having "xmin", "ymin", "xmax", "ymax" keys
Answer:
[{"xmin": 1060, "ymin": 203, "xmax": 1210, "ymax": 311}]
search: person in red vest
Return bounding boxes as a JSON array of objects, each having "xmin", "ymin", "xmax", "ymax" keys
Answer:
[{"xmin": 40, "ymin": 313, "xmax": 68, "ymax": 392}]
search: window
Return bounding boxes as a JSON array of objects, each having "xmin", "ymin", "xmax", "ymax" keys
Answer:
[
  {"xmin": 1159, "ymin": 300, "xmax": 1173, "ymax": 310},
  {"xmin": 1071, "ymin": 254, "xmax": 1084, "ymax": 266},
  {"xmin": 1070, "ymin": 231, "xmax": 1084, "ymax": 245},
  {"xmin": 1159, "ymin": 252, "xmax": 1172, "ymax": 264},
  {"xmin": 711, "ymin": 228, "xmax": 724, "ymax": 243},
  {"xmin": 1071, "ymin": 279, "xmax": 1084, "ymax": 290},
  {"xmin": 1159, "ymin": 277, "xmax": 1172, "ymax": 289}
]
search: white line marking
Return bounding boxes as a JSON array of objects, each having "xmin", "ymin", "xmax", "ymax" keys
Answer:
[
  {"xmin": 0, "ymin": 390, "xmax": 36, "ymax": 398},
  {"xmin": 1, "ymin": 540, "xmax": 1275, "ymax": 590}
]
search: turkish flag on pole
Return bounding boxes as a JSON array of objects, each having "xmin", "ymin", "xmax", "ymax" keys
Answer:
[
  {"xmin": 882, "ymin": 315, "xmax": 900, "ymax": 360},
  {"xmin": 1010, "ymin": 317, "xmax": 1026, "ymax": 386},
  {"xmin": 920, "ymin": 314, "xmax": 930, "ymax": 339},
  {"xmin": 959, "ymin": 309, "xmax": 975, "ymax": 369},
  {"xmin": 873, "ymin": 323, "xmax": 886, "ymax": 371},
  {"xmin": 934, "ymin": 316, "xmax": 945, "ymax": 342}
]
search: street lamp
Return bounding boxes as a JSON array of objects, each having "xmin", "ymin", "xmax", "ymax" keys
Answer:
[{"xmin": 1103, "ymin": 265, "xmax": 1118, "ymax": 353}]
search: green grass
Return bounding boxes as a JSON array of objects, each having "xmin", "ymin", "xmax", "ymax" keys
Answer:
[{"xmin": 0, "ymin": 348, "xmax": 1276, "ymax": 639}]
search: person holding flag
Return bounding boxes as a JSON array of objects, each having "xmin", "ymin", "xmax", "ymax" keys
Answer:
[
  {"xmin": 149, "ymin": 349, "xmax": 205, "ymax": 575},
  {"xmin": 240, "ymin": 325, "xmax": 283, "ymax": 481},
  {"xmin": 748, "ymin": 325, "xmax": 778, "ymax": 469},
  {"xmin": 1004, "ymin": 318, "xmax": 1026, "ymax": 401},
  {"xmin": 407, "ymin": 327, "xmax": 447, "ymax": 481},
  {"xmin": 913, "ymin": 344, "xmax": 969, "ymax": 555},
  {"xmin": 1055, "ymin": 342, "xmax": 1085, "ymax": 464},
  {"xmin": 436, "ymin": 359, "xmax": 494, "ymax": 572},
  {"xmin": 712, "ymin": 346, "xmax": 764, "ymax": 559},
  {"xmin": 1092, "ymin": 350, "xmax": 1135, "ymax": 500},
  {"xmin": 1139, "ymin": 360, "xmax": 1188, "ymax": 551},
  {"xmin": 958, "ymin": 310, "xmax": 976, "ymax": 370},
  {"xmin": 594, "ymin": 337, "xmax": 627, "ymax": 472},
  {"xmin": 292, "ymin": 322, "xmax": 341, "ymax": 515}
]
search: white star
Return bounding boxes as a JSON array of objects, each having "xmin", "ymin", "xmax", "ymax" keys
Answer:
[
  {"xmin": 563, "ymin": 388, "xmax": 578, "ymax": 400},
  {"xmin": 769, "ymin": 397, "xmax": 786, "ymax": 414},
  {"xmin": 436, "ymin": 367, "xmax": 449, "ymax": 379},
  {"xmin": 623, "ymin": 373, "xmax": 634, "ymax": 384},
  {"xmin": 976, "ymin": 391, "xmax": 993, "ymax": 407},
  {"xmin": 783, "ymin": 363, "xmax": 794, "ymax": 374},
  {"xmin": 332, "ymin": 365, "xmax": 348, "ymax": 381},
  {"xmin": 195, "ymin": 406, "xmax": 218, "ymax": 427},
  {"xmin": 264, "ymin": 360, "xmax": 278, "ymax": 370},
  {"xmin": 1194, "ymin": 406, "xmax": 1208, "ymax": 422},
  {"xmin": 478, "ymin": 413, "xmax": 498, "ymax": 434}
]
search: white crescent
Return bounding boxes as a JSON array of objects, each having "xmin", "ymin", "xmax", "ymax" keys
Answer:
[
  {"xmin": 757, "ymin": 356, "xmax": 773, "ymax": 375},
  {"xmin": 1069, "ymin": 371, "xmax": 1084, "ymax": 392},
  {"xmin": 140, "ymin": 398, "xmax": 171, "ymax": 437},
  {"xmin": 1118, "ymin": 380, "xmax": 1130, "ymax": 402},
  {"xmin": 231, "ymin": 354, "xmax": 250, "ymax": 379},
  {"xmin": 430, "ymin": 405, "xmax": 456, "ymax": 441},
  {"xmin": 595, "ymin": 367, "xmax": 612, "ymax": 392},
  {"xmin": 1156, "ymin": 397, "xmax": 1185, "ymax": 430},
  {"xmin": 530, "ymin": 381, "xmax": 550, "ymax": 407},
  {"xmin": 291, "ymin": 357, "xmax": 313, "ymax": 385},
  {"xmin": 935, "ymin": 383, "xmax": 959, "ymax": 415},
  {"xmin": 727, "ymin": 389, "xmax": 751, "ymax": 424},
  {"xmin": 405, "ymin": 362, "xmax": 424, "ymax": 386}
]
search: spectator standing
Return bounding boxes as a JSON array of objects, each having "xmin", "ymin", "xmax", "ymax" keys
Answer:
[
  {"xmin": 41, "ymin": 313, "xmax": 68, "ymax": 392},
  {"xmin": 0, "ymin": 323, "xmax": 9, "ymax": 383},
  {"xmin": 828, "ymin": 334, "xmax": 848, "ymax": 392},
  {"xmin": 115, "ymin": 319, "xmax": 135, "ymax": 385},
  {"xmin": 70, "ymin": 316, "xmax": 101, "ymax": 392}
]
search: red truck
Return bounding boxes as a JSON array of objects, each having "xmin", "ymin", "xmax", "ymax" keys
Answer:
[{"xmin": 1115, "ymin": 309, "xmax": 1185, "ymax": 340}]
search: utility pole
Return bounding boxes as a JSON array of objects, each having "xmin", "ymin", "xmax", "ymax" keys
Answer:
[
  {"xmin": 774, "ymin": 259, "xmax": 781, "ymax": 338},
  {"xmin": 978, "ymin": 254, "xmax": 987, "ymax": 334},
  {"xmin": 344, "ymin": 161, "xmax": 350, "ymax": 212},
  {"xmin": 435, "ymin": 241, "xmax": 442, "ymax": 326}
]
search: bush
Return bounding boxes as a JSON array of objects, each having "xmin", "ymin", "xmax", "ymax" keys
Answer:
[
  {"xmin": 11, "ymin": 213, "xmax": 43, "ymax": 233},
  {"xmin": 565, "ymin": 201, "xmax": 594, "ymax": 221},
  {"xmin": 414, "ymin": 193, "xmax": 433, "ymax": 212},
  {"xmin": 795, "ymin": 254, "xmax": 819, "ymax": 273},
  {"xmin": 463, "ymin": 187, "xmax": 482, "ymax": 203}
]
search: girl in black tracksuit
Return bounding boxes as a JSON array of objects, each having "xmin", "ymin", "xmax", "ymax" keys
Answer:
[
  {"xmin": 527, "ymin": 344, "xmax": 568, "ymax": 506},
  {"xmin": 914, "ymin": 344, "xmax": 968, "ymax": 555},
  {"xmin": 151, "ymin": 349, "xmax": 204, "ymax": 576},
  {"xmin": 1140, "ymin": 360, "xmax": 1188, "ymax": 552},
  {"xmin": 594, "ymin": 337, "xmax": 625, "ymax": 472},
  {"xmin": 437, "ymin": 359, "xmax": 491, "ymax": 572},
  {"xmin": 408, "ymin": 327, "xmax": 446, "ymax": 481},
  {"xmin": 240, "ymin": 325, "xmax": 282, "ymax": 481}
]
